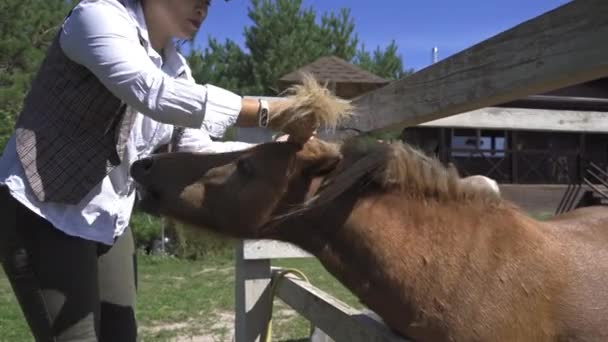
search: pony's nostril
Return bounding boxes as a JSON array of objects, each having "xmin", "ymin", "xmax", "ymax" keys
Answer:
[
  {"xmin": 140, "ymin": 158, "xmax": 154, "ymax": 171},
  {"xmin": 132, "ymin": 158, "xmax": 154, "ymax": 178}
]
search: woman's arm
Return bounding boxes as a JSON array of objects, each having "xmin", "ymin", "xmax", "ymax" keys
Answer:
[
  {"xmin": 176, "ymin": 127, "xmax": 255, "ymax": 153},
  {"xmin": 59, "ymin": 1, "xmax": 242, "ymax": 130}
]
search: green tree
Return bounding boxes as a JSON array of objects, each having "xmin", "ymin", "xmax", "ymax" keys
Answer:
[
  {"xmin": 186, "ymin": 37, "xmax": 256, "ymax": 95},
  {"xmin": 354, "ymin": 40, "xmax": 414, "ymax": 80},
  {"xmin": 0, "ymin": 0, "xmax": 76, "ymax": 150},
  {"xmin": 245, "ymin": 0, "xmax": 304, "ymax": 94},
  {"xmin": 244, "ymin": 0, "xmax": 357, "ymax": 94},
  {"xmin": 0, "ymin": 0, "xmax": 75, "ymax": 149},
  {"xmin": 318, "ymin": 8, "xmax": 359, "ymax": 63}
]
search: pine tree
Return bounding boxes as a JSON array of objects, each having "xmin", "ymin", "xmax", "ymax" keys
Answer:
[
  {"xmin": 0, "ymin": 0, "xmax": 76, "ymax": 150},
  {"xmin": 354, "ymin": 40, "xmax": 414, "ymax": 80},
  {"xmin": 186, "ymin": 37, "xmax": 256, "ymax": 95}
]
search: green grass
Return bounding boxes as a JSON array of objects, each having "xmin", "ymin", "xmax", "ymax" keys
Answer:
[
  {"xmin": 0, "ymin": 253, "xmax": 362, "ymax": 342},
  {"xmin": 136, "ymin": 254, "xmax": 236, "ymax": 341},
  {"xmin": 0, "ymin": 271, "xmax": 29, "ymax": 342}
]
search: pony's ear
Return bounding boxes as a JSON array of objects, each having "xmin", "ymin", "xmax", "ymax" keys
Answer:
[{"xmin": 294, "ymin": 138, "xmax": 342, "ymax": 177}]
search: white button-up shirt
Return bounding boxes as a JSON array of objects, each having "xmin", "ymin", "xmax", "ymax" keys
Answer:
[{"xmin": 0, "ymin": 0, "xmax": 253, "ymax": 245}]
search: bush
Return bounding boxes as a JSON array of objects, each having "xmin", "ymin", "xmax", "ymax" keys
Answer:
[
  {"xmin": 171, "ymin": 222, "xmax": 236, "ymax": 260},
  {"xmin": 129, "ymin": 209, "xmax": 235, "ymax": 259},
  {"xmin": 129, "ymin": 210, "xmax": 163, "ymax": 252}
]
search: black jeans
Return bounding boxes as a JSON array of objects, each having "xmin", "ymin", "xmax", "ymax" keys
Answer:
[{"xmin": 0, "ymin": 185, "xmax": 138, "ymax": 341}]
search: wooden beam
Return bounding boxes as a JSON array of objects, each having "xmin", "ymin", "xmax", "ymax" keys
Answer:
[
  {"xmin": 419, "ymin": 107, "xmax": 608, "ymax": 132},
  {"xmin": 274, "ymin": 271, "xmax": 410, "ymax": 342},
  {"xmin": 342, "ymin": 0, "xmax": 608, "ymax": 133}
]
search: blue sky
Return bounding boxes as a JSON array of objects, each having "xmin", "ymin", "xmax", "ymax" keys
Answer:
[{"xmin": 194, "ymin": 0, "xmax": 570, "ymax": 72}]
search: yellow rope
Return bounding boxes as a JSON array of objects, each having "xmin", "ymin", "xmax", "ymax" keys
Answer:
[{"xmin": 264, "ymin": 268, "xmax": 313, "ymax": 342}]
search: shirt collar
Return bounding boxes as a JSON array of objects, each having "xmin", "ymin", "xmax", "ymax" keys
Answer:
[{"xmin": 122, "ymin": 0, "xmax": 188, "ymax": 78}]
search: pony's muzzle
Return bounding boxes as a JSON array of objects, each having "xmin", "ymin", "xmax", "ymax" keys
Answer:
[{"xmin": 131, "ymin": 157, "xmax": 154, "ymax": 181}]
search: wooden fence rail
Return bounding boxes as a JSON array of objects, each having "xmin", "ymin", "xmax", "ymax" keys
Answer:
[{"xmin": 234, "ymin": 240, "xmax": 409, "ymax": 342}]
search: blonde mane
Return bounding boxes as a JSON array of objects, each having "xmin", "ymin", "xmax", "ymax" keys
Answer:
[
  {"xmin": 375, "ymin": 141, "xmax": 500, "ymax": 202},
  {"xmin": 302, "ymin": 138, "xmax": 501, "ymax": 207}
]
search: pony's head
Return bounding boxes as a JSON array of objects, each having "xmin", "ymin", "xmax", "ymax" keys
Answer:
[{"xmin": 131, "ymin": 138, "xmax": 342, "ymax": 238}]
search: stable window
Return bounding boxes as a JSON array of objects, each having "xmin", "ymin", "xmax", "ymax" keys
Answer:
[{"xmin": 450, "ymin": 129, "xmax": 506, "ymax": 158}]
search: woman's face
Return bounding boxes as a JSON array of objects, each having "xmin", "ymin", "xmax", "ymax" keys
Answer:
[{"xmin": 152, "ymin": 0, "xmax": 210, "ymax": 39}]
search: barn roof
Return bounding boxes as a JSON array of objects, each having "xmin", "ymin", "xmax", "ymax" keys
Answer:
[{"xmin": 279, "ymin": 56, "xmax": 389, "ymax": 85}]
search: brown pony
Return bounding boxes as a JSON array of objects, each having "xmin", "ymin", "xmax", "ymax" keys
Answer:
[{"xmin": 131, "ymin": 138, "xmax": 608, "ymax": 342}]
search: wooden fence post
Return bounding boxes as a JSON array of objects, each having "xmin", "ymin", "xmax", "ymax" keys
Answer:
[{"xmin": 235, "ymin": 240, "xmax": 272, "ymax": 342}]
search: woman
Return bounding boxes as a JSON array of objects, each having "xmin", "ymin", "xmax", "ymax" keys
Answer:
[{"xmin": 0, "ymin": 0, "xmax": 315, "ymax": 340}]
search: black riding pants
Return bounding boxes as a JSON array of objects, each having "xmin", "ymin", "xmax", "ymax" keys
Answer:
[{"xmin": 0, "ymin": 185, "xmax": 138, "ymax": 342}]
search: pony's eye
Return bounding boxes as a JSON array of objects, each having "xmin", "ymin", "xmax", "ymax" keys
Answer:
[{"xmin": 237, "ymin": 158, "xmax": 255, "ymax": 177}]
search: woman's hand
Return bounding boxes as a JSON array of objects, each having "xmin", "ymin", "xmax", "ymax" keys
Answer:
[
  {"xmin": 236, "ymin": 98, "xmax": 319, "ymax": 144},
  {"xmin": 267, "ymin": 100, "xmax": 318, "ymax": 144},
  {"xmin": 273, "ymin": 133, "xmax": 315, "ymax": 143},
  {"xmin": 274, "ymin": 133, "xmax": 289, "ymax": 142}
]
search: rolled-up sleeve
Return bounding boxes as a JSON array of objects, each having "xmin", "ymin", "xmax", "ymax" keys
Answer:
[
  {"xmin": 177, "ymin": 127, "xmax": 255, "ymax": 153},
  {"xmin": 201, "ymin": 84, "xmax": 242, "ymax": 138},
  {"xmin": 59, "ymin": 1, "xmax": 242, "ymax": 131}
]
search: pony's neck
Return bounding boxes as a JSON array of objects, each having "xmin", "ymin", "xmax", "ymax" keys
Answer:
[{"xmin": 271, "ymin": 190, "xmax": 553, "ymax": 340}]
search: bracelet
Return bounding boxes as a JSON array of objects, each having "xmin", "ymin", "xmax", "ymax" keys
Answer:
[{"xmin": 257, "ymin": 99, "xmax": 270, "ymax": 128}]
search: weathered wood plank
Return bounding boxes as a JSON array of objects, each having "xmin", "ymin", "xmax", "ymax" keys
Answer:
[
  {"xmin": 420, "ymin": 107, "xmax": 608, "ymax": 132},
  {"xmin": 274, "ymin": 271, "xmax": 410, "ymax": 342},
  {"xmin": 243, "ymin": 239, "xmax": 312, "ymax": 260},
  {"xmin": 342, "ymin": 0, "xmax": 608, "ymax": 133}
]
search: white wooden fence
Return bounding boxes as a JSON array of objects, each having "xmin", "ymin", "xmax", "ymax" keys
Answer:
[{"xmin": 234, "ymin": 239, "xmax": 409, "ymax": 342}]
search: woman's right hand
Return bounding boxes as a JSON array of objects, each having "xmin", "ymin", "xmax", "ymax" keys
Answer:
[{"xmin": 267, "ymin": 100, "xmax": 319, "ymax": 144}]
